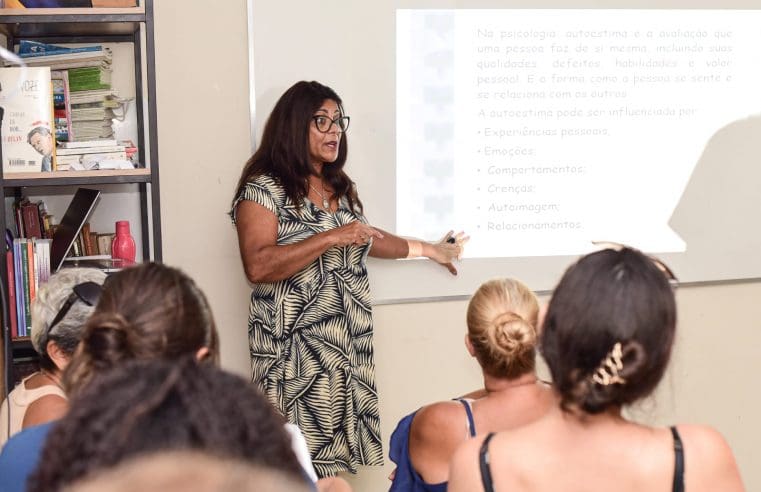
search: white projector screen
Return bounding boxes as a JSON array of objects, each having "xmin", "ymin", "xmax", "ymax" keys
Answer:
[{"xmin": 249, "ymin": 2, "xmax": 761, "ymax": 303}]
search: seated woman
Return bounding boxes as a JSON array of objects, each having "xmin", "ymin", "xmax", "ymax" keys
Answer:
[
  {"xmin": 0, "ymin": 263, "xmax": 348, "ymax": 492},
  {"xmin": 389, "ymin": 278, "xmax": 555, "ymax": 491},
  {"xmin": 0, "ymin": 268, "xmax": 106, "ymax": 448},
  {"xmin": 0, "ymin": 263, "xmax": 217, "ymax": 492},
  {"xmin": 28, "ymin": 358, "xmax": 306, "ymax": 492},
  {"xmin": 449, "ymin": 246, "xmax": 745, "ymax": 491}
]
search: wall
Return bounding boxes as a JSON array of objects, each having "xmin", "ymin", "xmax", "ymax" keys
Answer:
[{"xmin": 153, "ymin": 1, "xmax": 761, "ymax": 491}]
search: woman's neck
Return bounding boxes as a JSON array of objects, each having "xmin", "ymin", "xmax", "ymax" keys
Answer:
[{"xmin": 482, "ymin": 372, "xmax": 538, "ymax": 394}]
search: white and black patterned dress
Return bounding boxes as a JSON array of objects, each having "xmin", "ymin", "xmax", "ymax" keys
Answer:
[{"xmin": 231, "ymin": 174, "xmax": 383, "ymax": 477}]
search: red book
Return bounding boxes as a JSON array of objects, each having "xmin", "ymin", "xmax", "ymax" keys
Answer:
[
  {"xmin": 22, "ymin": 202, "xmax": 43, "ymax": 239},
  {"xmin": 6, "ymin": 250, "xmax": 18, "ymax": 339}
]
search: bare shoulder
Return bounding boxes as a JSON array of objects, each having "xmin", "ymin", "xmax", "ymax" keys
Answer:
[
  {"xmin": 411, "ymin": 400, "xmax": 470, "ymax": 445},
  {"xmin": 676, "ymin": 424, "xmax": 745, "ymax": 491},
  {"xmin": 22, "ymin": 394, "xmax": 68, "ymax": 429},
  {"xmin": 448, "ymin": 434, "xmax": 490, "ymax": 491}
]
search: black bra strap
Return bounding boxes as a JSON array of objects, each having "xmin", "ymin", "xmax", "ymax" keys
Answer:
[
  {"xmin": 671, "ymin": 426, "xmax": 685, "ymax": 492},
  {"xmin": 479, "ymin": 432, "xmax": 497, "ymax": 492}
]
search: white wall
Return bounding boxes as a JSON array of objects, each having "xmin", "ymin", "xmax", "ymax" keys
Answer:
[{"xmin": 153, "ymin": 1, "xmax": 761, "ymax": 491}]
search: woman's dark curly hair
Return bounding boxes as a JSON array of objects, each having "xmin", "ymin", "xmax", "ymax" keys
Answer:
[
  {"xmin": 541, "ymin": 246, "xmax": 677, "ymax": 414},
  {"xmin": 232, "ymin": 80, "xmax": 362, "ymax": 213},
  {"xmin": 28, "ymin": 358, "xmax": 303, "ymax": 492}
]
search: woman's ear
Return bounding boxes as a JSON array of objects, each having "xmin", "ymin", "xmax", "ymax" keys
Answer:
[
  {"xmin": 47, "ymin": 341, "xmax": 70, "ymax": 371},
  {"xmin": 195, "ymin": 346, "xmax": 210, "ymax": 362},
  {"xmin": 464, "ymin": 334, "xmax": 476, "ymax": 357}
]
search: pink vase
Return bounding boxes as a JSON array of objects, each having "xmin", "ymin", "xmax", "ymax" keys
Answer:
[{"xmin": 111, "ymin": 220, "xmax": 136, "ymax": 262}]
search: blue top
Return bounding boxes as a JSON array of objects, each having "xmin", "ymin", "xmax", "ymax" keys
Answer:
[
  {"xmin": 389, "ymin": 399, "xmax": 476, "ymax": 492},
  {"xmin": 0, "ymin": 422, "xmax": 53, "ymax": 492}
]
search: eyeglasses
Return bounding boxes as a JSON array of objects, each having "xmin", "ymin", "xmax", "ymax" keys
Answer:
[
  {"xmin": 312, "ymin": 115, "xmax": 350, "ymax": 133},
  {"xmin": 591, "ymin": 241, "xmax": 679, "ymax": 289},
  {"xmin": 47, "ymin": 281, "xmax": 103, "ymax": 334}
]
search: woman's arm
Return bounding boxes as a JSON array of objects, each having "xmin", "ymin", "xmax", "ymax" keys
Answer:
[
  {"xmin": 369, "ymin": 229, "xmax": 468, "ymax": 275},
  {"xmin": 235, "ymin": 201, "xmax": 382, "ymax": 283}
]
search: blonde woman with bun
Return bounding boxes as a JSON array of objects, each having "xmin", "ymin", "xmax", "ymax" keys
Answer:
[
  {"xmin": 388, "ymin": 278, "xmax": 555, "ymax": 492},
  {"xmin": 448, "ymin": 246, "xmax": 744, "ymax": 492}
]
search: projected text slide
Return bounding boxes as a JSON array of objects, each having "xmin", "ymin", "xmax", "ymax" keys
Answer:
[{"xmin": 396, "ymin": 10, "xmax": 761, "ymax": 257}]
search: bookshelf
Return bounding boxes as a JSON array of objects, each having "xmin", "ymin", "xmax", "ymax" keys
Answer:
[{"xmin": 0, "ymin": 0, "xmax": 162, "ymax": 395}]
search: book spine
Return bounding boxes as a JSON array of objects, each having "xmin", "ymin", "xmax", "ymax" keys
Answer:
[
  {"xmin": 21, "ymin": 239, "xmax": 32, "ymax": 336},
  {"xmin": 28, "ymin": 239, "xmax": 37, "ymax": 306},
  {"xmin": 14, "ymin": 240, "xmax": 25, "ymax": 337},
  {"xmin": 6, "ymin": 251, "xmax": 18, "ymax": 339},
  {"xmin": 22, "ymin": 203, "xmax": 43, "ymax": 239}
]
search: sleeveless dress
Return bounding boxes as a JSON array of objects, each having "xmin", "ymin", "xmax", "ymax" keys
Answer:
[
  {"xmin": 0, "ymin": 375, "xmax": 66, "ymax": 449},
  {"xmin": 231, "ymin": 174, "xmax": 383, "ymax": 477}
]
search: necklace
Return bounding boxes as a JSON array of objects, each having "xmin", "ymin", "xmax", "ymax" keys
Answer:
[{"xmin": 309, "ymin": 181, "xmax": 331, "ymax": 209}]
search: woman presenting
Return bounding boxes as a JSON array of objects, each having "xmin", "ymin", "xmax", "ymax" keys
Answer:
[{"xmin": 230, "ymin": 80, "xmax": 466, "ymax": 478}]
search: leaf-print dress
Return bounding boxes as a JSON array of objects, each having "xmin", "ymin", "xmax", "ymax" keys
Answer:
[{"xmin": 231, "ymin": 174, "xmax": 383, "ymax": 477}]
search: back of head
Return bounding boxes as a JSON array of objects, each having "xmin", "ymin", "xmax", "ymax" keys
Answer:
[
  {"xmin": 541, "ymin": 247, "xmax": 677, "ymax": 414},
  {"xmin": 64, "ymin": 452, "xmax": 311, "ymax": 492},
  {"xmin": 30, "ymin": 359, "xmax": 303, "ymax": 492},
  {"xmin": 63, "ymin": 262, "xmax": 219, "ymax": 395},
  {"xmin": 467, "ymin": 278, "xmax": 539, "ymax": 379},
  {"xmin": 31, "ymin": 268, "xmax": 108, "ymax": 371}
]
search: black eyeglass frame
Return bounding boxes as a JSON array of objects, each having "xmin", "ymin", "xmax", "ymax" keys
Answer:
[
  {"xmin": 311, "ymin": 115, "xmax": 350, "ymax": 133},
  {"xmin": 46, "ymin": 281, "xmax": 103, "ymax": 335}
]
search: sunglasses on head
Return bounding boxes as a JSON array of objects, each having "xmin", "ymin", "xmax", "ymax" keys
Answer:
[
  {"xmin": 591, "ymin": 241, "xmax": 679, "ymax": 289},
  {"xmin": 47, "ymin": 281, "xmax": 103, "ymax": 334}
]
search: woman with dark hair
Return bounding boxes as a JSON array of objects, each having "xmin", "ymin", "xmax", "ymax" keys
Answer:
[
  {"xmin": 0, "ymin": 263, "xmax": 219, "ymax": 492},
  {"xmin": 0, "ymin": 268, "xmax": 106, "ymax": 448},
  {"xmin": 389, "ymin": 278, "xmax": 555, "ymax": 491},
  {"xmin": 62, "ymin": 262, "xmax": 219, "ymax": 395},
  {"xmin": 28, "ymin": 358, "xmax": 305, "ymax": 492},
  {"xmin": 448, "ymin": 246, "xmax": 744, "ymax": 491},
  {"xmin": 230, "ymin": 80, "xmax": 467, "ymax": 476}
]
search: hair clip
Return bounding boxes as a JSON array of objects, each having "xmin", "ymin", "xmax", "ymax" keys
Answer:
[{"xmin": 591, "ymin": 342, "xmax": 626, "ymax": 386}]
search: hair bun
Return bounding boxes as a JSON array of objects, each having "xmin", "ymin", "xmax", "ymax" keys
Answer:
[
  {"xmin": 82, "ymin": 313, "xmax": 136, "ymax": 367},
  {"xmin": 490, "ymin": 311, "xmax": 537, "ymax": 358}
]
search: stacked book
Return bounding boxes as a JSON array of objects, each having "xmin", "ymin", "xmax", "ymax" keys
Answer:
[
  {"xmin": 56, "ymin": 139, "xmax": 134, "ymax": 171},
  {"xmin": 14, "ymin": 40, "xmax": 128, "ymax": 145}
]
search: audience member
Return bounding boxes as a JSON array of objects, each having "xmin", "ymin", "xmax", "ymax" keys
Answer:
[
  {"xmin": 0, "ymin": 268, "xmax": 106, "ymax": 448},
  {"xmin": 448, "ymin": 245, "xmax": 744, "ymax": 491},
  {"xmin": 389, "ymin": 278, "xmax": 555, "ymax": 491},
  {"xmin": 64, "ymin": 451, "xmax": 311, "ymax": 492},
  {"xmin": 0, "ymin": 263, "xmax": 217, "ymax": 492},
  {"xmin": 29, "ymin": 358, "xmax": 305, "ymax": 492}
]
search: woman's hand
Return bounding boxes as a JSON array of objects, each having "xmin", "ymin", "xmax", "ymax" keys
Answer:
[
  {"xmin": 330, "ymin": 221, "xmax": 384, "ymax": 247},
  {"xmin": 424, "ymin": 231, "xmax": 469, "ymax": 275}
]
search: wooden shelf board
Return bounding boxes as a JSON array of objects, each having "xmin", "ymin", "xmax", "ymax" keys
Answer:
[
  {"xmin": 2, "ymin": 168, "xmax": 152, "ymax": 186},
  {"xmin": 0, "ymin": 7, "xmax": 146, "ymax": 37},
  {"xmin": 0, "ymin": 7, "xmax": 144, "ymax": 16}
]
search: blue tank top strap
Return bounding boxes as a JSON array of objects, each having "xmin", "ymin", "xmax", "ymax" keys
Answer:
[
  {"xmin": 454, "ymin": 398, "xmax": 477, "ymax": 437},
  {"xmin": 670, "ymin": 426, "xmax": 685, "ymax": 492},
  {"xmin": 479, "ymin": 432, "xmax": 497, "ymax": 492}
]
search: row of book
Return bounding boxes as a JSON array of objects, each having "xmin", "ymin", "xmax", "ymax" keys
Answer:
[
  {"xmin": 0, "ymin": 40, "xmax": 138, "ymax": 173},
  {"xmin": 12, "ymin": 197, "xmax": 114, "ymax": 257},
  {"xmin": 19, "ymin": 40, "xmax": 118, "ymax": 143},
  {"xmin": 6, "ymin": 238, "xmax": 52, "ymax": 339}
]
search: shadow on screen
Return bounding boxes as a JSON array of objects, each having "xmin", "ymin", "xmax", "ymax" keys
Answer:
[{"xmin": 669, "ymin": 114, "xmax": 761, "ymax": 280}]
